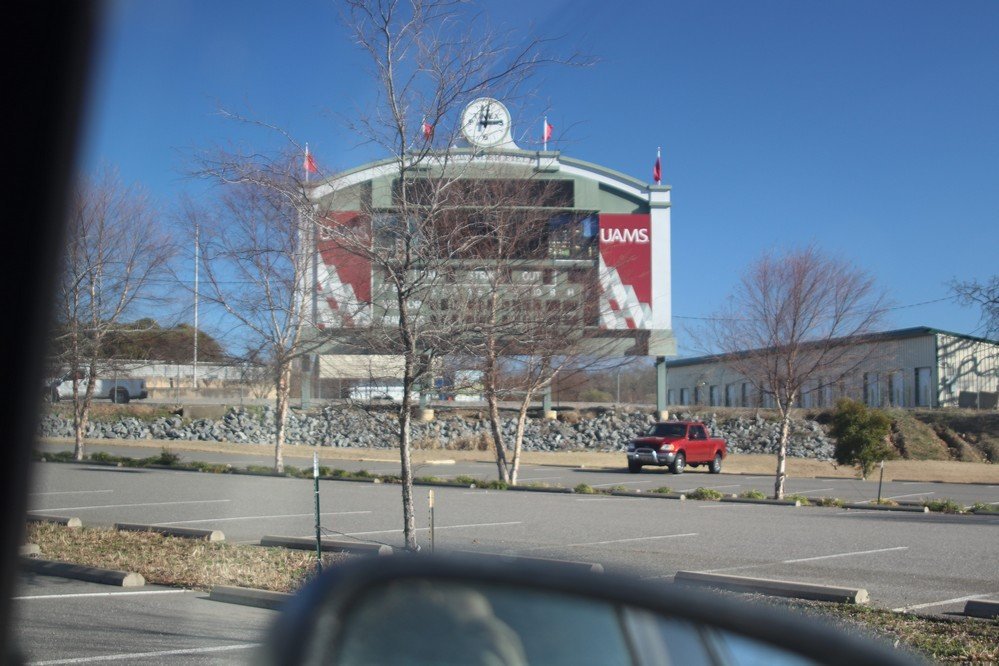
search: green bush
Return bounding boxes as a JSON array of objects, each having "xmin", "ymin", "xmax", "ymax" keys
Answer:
[
  {"xmin": 739, "ymin": 489, "xmax": 766, "ymax": 500},
  {"xmin": 688, "ymin": 487, "xmax": 722, "ymax": 501},
  {"xmin": 784, "ymin": 494, "xmax": 811, "ymax": 506},
  {"xmin": 579, "ymin": 388, "xmax": 614, "ymax": 402},
  {"xmin": 650, "ymin": 486, "xmax": 672, "ymax": 494},
  {"xmin": 923, "ymin": 498, "xmax": 963, "ymax": 514},
  {"xmin": 453, "ymin": 475, "xmax": 478, "ymax": 485},
  {"xmin": 830, "ymin": 399, "xmax": 895, "ymax": 477},
  {"xmin": 971, "ymin": 502, "xmax": 999, "ymax": 514},
  {"xmin": 815, "ymin": 497, "xmax": 845, "ymax": 507},
  {"xmin": 480, "ymin": 480, "xmax": 509, "ymax": 490},
  {"xmin": 151, "ymin": 448, "xmax": 181, "ymax": 466},
  {"xmin": 574, "ymin": 483, "xmax": 596, "ymax": 494}
]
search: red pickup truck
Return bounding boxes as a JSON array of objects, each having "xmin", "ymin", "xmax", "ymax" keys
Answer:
[{"xmin": 626, "ymin": 420, "xmax": 727, "ymax": 474}]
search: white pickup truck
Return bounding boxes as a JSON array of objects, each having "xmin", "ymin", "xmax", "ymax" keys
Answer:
[{"xmin": 47, "ymin": 373, "xmax": 148, "ymax": 404}]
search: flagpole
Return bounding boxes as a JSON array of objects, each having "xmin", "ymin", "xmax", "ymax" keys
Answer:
[{"xmin": 193, "ymin": 222, "xmax": 198, "ymax": 392}]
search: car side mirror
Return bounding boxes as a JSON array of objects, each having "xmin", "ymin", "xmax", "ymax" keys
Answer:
[{"xmin": 261, "ymin": 555, "xmax": 919, "ymax": 665}]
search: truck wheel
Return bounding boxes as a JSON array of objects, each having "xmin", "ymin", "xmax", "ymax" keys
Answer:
[
  {"xmin": 670, "ymin": 452, "xmax": 686, "ymax": 475},
  {"xmin": 112, "ymin": 388, "xmax": 130, "ymax": 404},
  {"xmin": 627, "ymin": 460, "xmax": 642, "ymax": 474},
  {"xmin": 709, "ymin": 453, "xmax": 722, "ymax": 474}
]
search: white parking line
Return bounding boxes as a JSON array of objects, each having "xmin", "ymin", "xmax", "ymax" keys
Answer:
[
  {"xmin": 892, "ymin": 593, "xmax": 995, "ymax": 612},
  {"xmin": 514, "ymin": 476, "xmax": 565, "ymax": 482},
  {"xmin": 15, "ymin": 590, "xmax": 186, "ymax": 601},
  {"xmin": 29, "ymin": 500, "xmax": 232, "ymax": 512},
  {"xmin": 883, "ymin": 492, "xmax": 933, "ymax": 501},
  {"xmin": 345, "ymin": 521, "xmax": 522, "ymax": 536},
  {"xmin": 787, "ymin": 488, "xmax": 835, "ymax": 496},
  {"xmin": 29, "ymin": 643, "xmax": 259, "ymax": 664},
  {"xmin": 556, "ymin": 533, "xmax": 697, "ymax": 549},
  {"xmin": 590, "ymin": 480, "xmax": 651, "ymax": 488},
  {"xmin": 702, "ymin": 546, "xmax": 909, "ymax": 573},
  {"xmin": 156, "ymin": 510, "xmax": 372, "ymax": 526},
  {"xmin": 29, "ymin": 490, "xmax": 114, "ymax": 497}
]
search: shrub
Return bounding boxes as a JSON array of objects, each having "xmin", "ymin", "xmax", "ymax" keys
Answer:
[
  {"xmin": 480, "ymin": 480, "xmax": 509, "ymax": 490},
  {"xmin": 688, "ymin": 487, "xmax": 722, "ymax": 501},
  {"xmin": 579, "ymin": 388, "xmax": 613, "ymax": 403},
  {"xmin": 815, "ymin": 497, "xmax": 845, "ymax": 507},
  {"xmin": 739, "ymin": 489, "xmax": 766, "ymax": 500},
  {"xmin": 650, "ymin": 486, "xmax": 672, "ymax": 494},
  {"xmin": 574, "ymin": 483, "xmax": 596, "ymax": 494},
  {"xmin": 923, "ymin": 498, "xmax": 963, "ymax": 514},
  {"xmin": 830, "ymin": 399, "xmax": 895, "ymax": 477},
  {"xmin": 453, "ymin": 475, "xmax": 478, "ymax": 485},
  {"xmin": 784, "ymin": 494, "xmax": 811, "ymax": 506},
  {"xmin": 971, "ymin": 502, "xmax": 999, "ymax": 514},
  {"xmin": 151, "ymin": 448, "xmax": 181, "ymax": 466}
]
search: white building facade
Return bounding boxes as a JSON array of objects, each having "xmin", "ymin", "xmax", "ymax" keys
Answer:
[{"xmin": 664, "ymin": 327, "xmax": 999, "ymax": 410}]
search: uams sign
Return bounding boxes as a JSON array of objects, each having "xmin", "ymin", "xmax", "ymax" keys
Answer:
[
  {"xmin": 600, "ymin": 227, "xmax": 649, "ymax": 244},
  {"xmin": 598, "ymin": 214, "xmax": 653, "ymax": 330}
]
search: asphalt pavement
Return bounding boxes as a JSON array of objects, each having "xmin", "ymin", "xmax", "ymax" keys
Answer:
[
  {"xmin": 25, "ymin": 461, "xmax": 999, "ymax": 617},
  {"xmin": 35, "ymin": 440, "xmax": 999, "ymax": 507},
  {"xmin": 11, "ymin": 574, "xmax": 271, "ymax": 664}
]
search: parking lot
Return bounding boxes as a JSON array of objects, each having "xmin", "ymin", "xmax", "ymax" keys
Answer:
[{"xmin": 25, "ymin": 461, "xmax": 999, "ymax": 615}]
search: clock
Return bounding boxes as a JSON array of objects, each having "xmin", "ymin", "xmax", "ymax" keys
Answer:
[{"xmin": 460, "ymin": 98, "xmax": 512, "ymax": 148}]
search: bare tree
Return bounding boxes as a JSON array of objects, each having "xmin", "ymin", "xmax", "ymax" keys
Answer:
[
  {"xmin": 303, "ymin": 0, "xmax": 586, "ymax": 550},
  {"xmin": 185, "ymin": 157, "xmax": 317, "ymax": 473},
  {"xmin": 709, "ymin": 247, "xmax": 887, "ymax": 498},
  {"xmin": 952, "ymin": 276, "xmax": 999, "ymax": 341},
  {"xmin": 435, "ymin": 178, "xmax": 612, "ymax": 485},
  {"xmin": 53, "ymin": 168, "xmax": 173, "ymax": 460}
]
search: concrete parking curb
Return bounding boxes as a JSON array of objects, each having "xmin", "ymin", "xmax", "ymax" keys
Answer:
[
  {"xmin": 114, "ymin": 523, "xmax": 225, "ymax": 541},
  {"xmin": 209, "ymin": 585, "xmax": 291, "ymax": 610},
  {"xmin": 507, "ymin": 485, "xmax": 574, "ymax": 494},
  {"xmin": 21, "ymin": 557, "xmax": 145, "ymax": 587},
  {"xmin": 963, "ymin": 600, "xmax": 999, "ymax": 619},
  {"xmin": 20, "ymin": 544, "xmax": 40, "ymax": 557},
  {"xmin": 27, "ymin": 514, "xmax": 82, "ymax": 528},
  {"xmin": 719, "ymin": 497, "xmax": 801, "ymax": 507},
  {"xmin": 260, "ymin": 535, "xmax": 393, "ymax": 556},
  {"xmin": 609, "ymin": 490, "xmax": 686, "ymax": 501},
  {"xmin": 674, "ymin": 570, "xmax": 868, "ymax": 604},
  {"xmin": 453, "ymin": 550, "xmax": 604, "ymax": 574},
  {"xmin": 842, "ymin": 502, "xmax": 929, "ymax": 513}
]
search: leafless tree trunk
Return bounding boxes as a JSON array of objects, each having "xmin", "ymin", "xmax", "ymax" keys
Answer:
[
  {"xmin": 708, "ymin": 246, "xmax": 887, "ymax": 499},
  {"xmin": 53, "ymin": 168, "xmax": 172, "ymax": 460}
]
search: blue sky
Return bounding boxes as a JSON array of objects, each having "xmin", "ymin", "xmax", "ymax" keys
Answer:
[{"xmin": 80, "ymin": 0, "xmax": 999, "ymax": 356}]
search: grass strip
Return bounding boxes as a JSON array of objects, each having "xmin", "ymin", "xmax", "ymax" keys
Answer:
[
  {"xmin": 765, "ymin": 597, "xmax": 999, "ymax": 663},
  {"xmin": 25, "ymin": 523, "xmax": 347, "ymax": 593}
]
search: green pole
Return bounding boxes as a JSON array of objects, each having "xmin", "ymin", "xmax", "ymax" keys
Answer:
[{"xmin": 314, "ymin": 451, "xmax": 322, "ymax": 575}]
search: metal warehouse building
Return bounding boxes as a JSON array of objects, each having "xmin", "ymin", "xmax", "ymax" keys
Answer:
[{"xmin": 665, "ymin": 327, "xmax": 999, "ymax": 410}]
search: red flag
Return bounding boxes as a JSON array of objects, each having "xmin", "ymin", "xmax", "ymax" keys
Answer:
[
  {"xmin": 653, "ymin": 148, "xmax": 662, "ymax": 184},
  {"xmin": 422, "ymin": 118, "xmax": 434, "ymax": 141},
  {"xmin": 544, "ymin": 121, "xmax": 553, "ymax": 142},
  {"xmin": 304, "ymin": 145, "xmax": 318, "ymax": 174}
]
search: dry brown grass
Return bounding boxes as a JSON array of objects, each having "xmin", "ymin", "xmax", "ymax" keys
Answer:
[{"xmin": 25, "ymin": 523, "xmax": 346, "ymax": 592}]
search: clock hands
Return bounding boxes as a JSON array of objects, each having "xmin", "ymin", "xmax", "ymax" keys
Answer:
[{"xmin": 478, "ymin": 105, "xmax": 504, "ymax": 128}]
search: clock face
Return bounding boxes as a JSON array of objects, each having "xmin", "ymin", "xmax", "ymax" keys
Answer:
[{"xmin": 460, "ymin": 98, "xmax": 511, "ymax": 148}]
